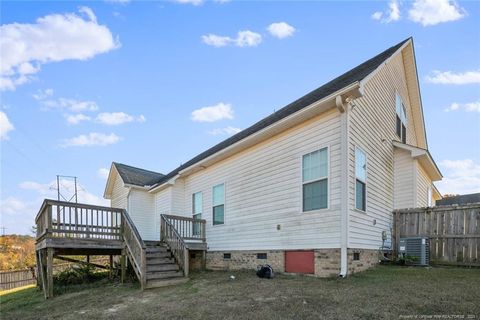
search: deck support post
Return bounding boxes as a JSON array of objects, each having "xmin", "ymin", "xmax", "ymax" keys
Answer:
[
  {"xmin": 86, "ymin": 255, "xmax": 90, "ymax": 263},
  {"xmin": 120, "ymin": 250, "xmax": 126, "ymax": 283},
  {"xmin": 35, "ymin": 250, "xmax": 42, "ymax": 288},
  {"xmin": 202, "ymin": 250, "xmax": 206, "ymax": 271},
  {"xmin": 184, "ymin": 248, "xmax": 189, "ymax": 277},
  {"xmin": 109, "ymin": 255, "xmax": 113, "ymax": 279},
  {"xmin": 46, "ymin": 248, "xmax": 54, "ymax": 299}
]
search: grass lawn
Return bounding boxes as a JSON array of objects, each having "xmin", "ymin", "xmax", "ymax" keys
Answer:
[{"xmin": 1, "ymin": 265, "xmax": 479, "ymax": 320}]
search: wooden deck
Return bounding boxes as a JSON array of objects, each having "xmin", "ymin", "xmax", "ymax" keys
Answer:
[{"xmin": 35, "ymin": 199, "xmax": 207, "ymax": 299}]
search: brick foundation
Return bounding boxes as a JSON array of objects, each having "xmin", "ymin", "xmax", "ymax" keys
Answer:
[
  {"xmin": 347, "ymin": 248, "xmax": 379, "ymax": 274},
  {"xmin": 206, "ymin": 250, "xmax": 284, "ymax": 272},
  {"xmin": 205, "ymin": 248, "xmax": 378, "ymax": 277}
]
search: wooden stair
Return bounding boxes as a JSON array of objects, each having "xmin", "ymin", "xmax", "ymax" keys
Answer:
[{"xmin": 144, "ymin": 241, "xmax": 188, "ymax": 289}]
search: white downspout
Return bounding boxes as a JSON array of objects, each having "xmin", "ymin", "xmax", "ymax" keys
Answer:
[
  {"xmin": 337, "ymin": 92, "xmax": 362, "ymax": 278},
  {"xmin": 338, "ymin": 95, "xmax": 349, "ymax": 278}
]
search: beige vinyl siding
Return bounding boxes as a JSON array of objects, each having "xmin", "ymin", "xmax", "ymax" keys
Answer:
[
  {"xmin": 154, "ymin": 187, "xmax": 173, "ymax": 240},
  {"xmin": 416, "ymin": 161, "xmax": 432, "ymax": 207},
  {"xmin": 178, "ymin": 108, "xmax": 342, "ymax": 251},
  {"xmin": 171, "ymin": 179, "xmax": 186, "ymax": 216},
  {"xmin": 393, "ymin": 148, "xmax": 414, "ymax": 209},
  {"xmin": 155, "ymin": 187, "xmax": 172, "ymax": 216},
  {"xmin": 129, "ymin": 189, "xmax": 157, "ymax": 240},
  {"xmin": 111, "ymin": 175, "xmax": 128, "ymax": 209},
  {"xmin": 348, "ymin": 52, "xmax": 418, "ymax": 249}
]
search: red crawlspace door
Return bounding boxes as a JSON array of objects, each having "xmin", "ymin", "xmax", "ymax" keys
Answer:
[{"xmin": 285, "ymin": 250, "xmax": 315, "ymax": 274}]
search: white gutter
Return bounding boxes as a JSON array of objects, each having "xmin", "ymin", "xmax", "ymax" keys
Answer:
[{"xmin": 149, "ymin": 82, "xmax": 362, "ymax": 193}]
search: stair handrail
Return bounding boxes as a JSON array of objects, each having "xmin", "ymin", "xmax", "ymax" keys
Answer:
[
  {"xmin": 160, "ymin": 214, "xmax": 188, "ymax": 277},
  {"xmin": 121, "ymin": 209, "xmax": 147, "ymax": 288}
]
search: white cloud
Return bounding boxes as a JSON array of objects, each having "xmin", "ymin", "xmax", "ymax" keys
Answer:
[
  {"xmin": 267, "ymin": 22, "xmax": 295, "ymax": 39},
  {"xmin": 235, "ymin": 31, "xmax": 262, "ymax": 47},
  {"xmin": 202, "ymin": 30, "xmax": 262, "ymax": 48},
  {"xmin": 437, "ymin": 159, "xmax": 480, "ymax": 195},
  {"xmin": 95, "ymin": 112, "xmax": 146, "ymax": 125},
  {"xmin": 191, "ymin": 102, "xmax": 234, "ymax": 122},
  {"xmin": 0, "ymin": 111, "xmax": 14, "ymax": 140},
  {"xmin": 371, "ymin": 0, "xmax": 401, "ymax": 23},
  {"xmin": 371, "ymin": 11, "xmax": 383, "ymax": 20},
  {"xmin": 98, "ymin": 168, "xmax": 110, "ymax": 179},
  {"xmin": 425, "ymin": 70, "xmax": 480, "ymax": 85},
  {"xmin": 445, "ymin": 101, "xmax": 480, "ymax": 113},
  {"xmin": 105, "ymin": 0, "xmax": 131, "ymax": 4},
  {"xmin": 209, "ymin": 126, "xmax": 242, "ymax": 136},
  {"xmin": 33, "ymin": 88, "xmax": 54, "ymax": 100},
  {"xmin": 20, "ymin": 178, "xmax": 108, "ymax": 206},
  {"xmin": 408, "ymin": 0, "xmax": 466, "ymax": 26},
  {"xmin": 0, "ymin": 197, "xmax": 28, "ymax": 215},
  {"xmin": 174, "ymin": 0, "xmax": 203, "ymax": 5},
  {"xmin": 0, "ymin": 7, "xmax": 119, "ymax": 91},
  {"xmin": 201, "ymin": 34, "xmax": 232, "ymax": 48},
  {"xmin": 66, "ymin": 113, "xmax": 91, "ymax": 124},
  {"xmin": 42, "ymin": 98, "xmax": 99, "ymax": 112},
  {"xmin": 61, "ymin": 132, "xmax": 121, "ymax": 147}
]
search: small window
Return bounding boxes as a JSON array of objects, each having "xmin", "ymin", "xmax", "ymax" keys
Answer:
[
  {"xmin": 257, "ymin": 253, "xmax": 267, "ymax": 259},
  {"xmin": 353, "ymin": 252, "xmax": 360, "ymax": 261},
  {"xmin": 302, "ymin": 148, "xmax": 328, "ymax": 211},
  {"xmin": 396, "ymin": 94, "xmax": 407, "ymax": 143},
  {"xmin": 213, "ymin": 183, "xmax": 225, "ymax": 225},
  {"xmin": 192, "ymin": 192, "xmax": 202, "ymax": 235},
  {"xmin": 355, "ymin": 147, "xmax": 367, "ymax": 212},
  {"xmin": 223, "ymin": 253, "xmax": 231, "ymax": 260}
]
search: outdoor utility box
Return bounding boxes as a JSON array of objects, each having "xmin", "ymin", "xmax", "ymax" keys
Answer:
[{"xmin": 398, "ymin": 237, "xmax": 429, "ymax": 266}]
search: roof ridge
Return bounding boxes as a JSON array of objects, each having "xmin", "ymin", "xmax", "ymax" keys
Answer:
[
  {"xmin": 148, "ymin": 38, "xmax": 412, "ymax": 190},
  {"xmin": 113, "ymin": 162, "xmax": 164, "ymax": 176}
]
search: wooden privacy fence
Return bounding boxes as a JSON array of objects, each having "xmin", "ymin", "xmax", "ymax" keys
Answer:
[
  {"xmin": 393, "ymin": 204, "xmax": 480, "ymax": 266},
  {"xmin": 0, "ymin": 258, "xmax": 112, "ymax": 291},
  {"xmin": 0, "ymin": 268, "xmax": 36, "ymax": 291}
]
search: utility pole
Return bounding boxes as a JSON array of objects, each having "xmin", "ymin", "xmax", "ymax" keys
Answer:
[
  {"xmin": 0, "ymin": 226, "xmax": 6, "ymax": 236},
  {"xmin": 55, "ymin": 175, "xmax": 78, "ymax": 203}
]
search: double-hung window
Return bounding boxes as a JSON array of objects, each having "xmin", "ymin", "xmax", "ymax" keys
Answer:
[
  {"xmin": 302, "ymin": 148, "xmax": 328, "ymax": 211},
  {"xmin": 396, "ymin": 94, "xmax": 407, "ymax": 143},
  {"xmin": 212, "ymin": 183, "xmax": 225, "ymax": 225},
  {"xmin": 355, "ymin": 147, "xmax": 367, "ymax": 212},
  {"xmin": 192, "ymin": 192, "xmax": 202, "ymax": 235}
]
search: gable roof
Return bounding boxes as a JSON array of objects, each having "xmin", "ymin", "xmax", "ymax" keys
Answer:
[
  {"xmin": 113, "ymin": 162, "xmax": 164, "ymax": 187},
  {"xmin": 149, "ymin": 38, "xmax": 412, "ymax": 190}
]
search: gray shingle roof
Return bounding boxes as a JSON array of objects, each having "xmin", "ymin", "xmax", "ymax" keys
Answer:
[
  {"xmin": 149, "ymin": 38, "xmax": 411, "ymax": 189},
  {"xmin": 436, "ymin": 193, "xmax": 480, "ymax": 206},
  {"xmin": 113, "ymin": 162, "xmax": 164, "ymax": 187}
]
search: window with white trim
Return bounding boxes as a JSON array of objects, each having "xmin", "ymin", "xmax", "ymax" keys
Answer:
[
  {"xmin": 192, "ymin": 192, "xmax": 202, "ymax": 235},
  {"xmin": 302, "ymin": 147, "xmax": 328, "ymax": 211},
  {"xmin": 396, "ymin": 94, "xmax": 407, "ymax": 143},
  {"xmin": 355, "ymin": 147, "xmax": 367, "ymax": 212},
  {"xmin": 212, "ymin": 183, "xmax": 225, "ymax": 225}
]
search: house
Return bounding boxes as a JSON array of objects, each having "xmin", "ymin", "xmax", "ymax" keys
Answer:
[
  {"xmin": 35, "ymin": 38, "xmax": 444, "ymax": 298},
  {"xmin": 436, "ymin": 193, "xmax": 480, "ymax": 206},
  {"xmin": 102, "ymin": 37, "xmax": 442, "ymax": 278}
]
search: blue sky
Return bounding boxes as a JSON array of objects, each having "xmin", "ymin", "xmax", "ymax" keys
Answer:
[{"xmin": 1, "ymin": 0, "xmax": 479, "ymax": 235}]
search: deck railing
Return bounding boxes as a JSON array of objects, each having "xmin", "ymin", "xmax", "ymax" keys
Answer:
[
  {"xmin": 122, "ymin": 210, "xmax": 147, "ymax": 288},
  {"xmin": 161, "ymin": 214, "xmax": 206, "ymax": 242},
  {"xmin": 35, "ymin": 199, "xmax": 147, "ymax": 287},
  {"xmin": 35, "ymin": 200, "xmax": 123, "ymax": 241}
]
